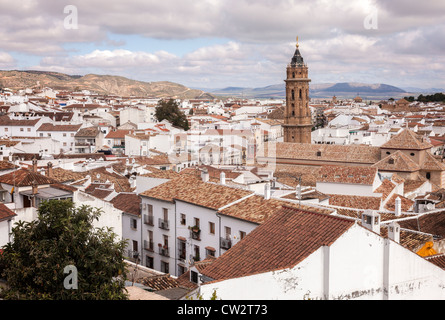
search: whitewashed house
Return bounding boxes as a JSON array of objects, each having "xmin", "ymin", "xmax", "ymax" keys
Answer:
[
  {"xmin": 316, "ymin": 165, "xmax": 382, "ymax": 197},
  {"xmin": 36, "ymin": 123, "xmax": 82, "ymax": 153},
  {"xmin": 195, "ymin": 207, "xmax": 445, "ymax": 300}
]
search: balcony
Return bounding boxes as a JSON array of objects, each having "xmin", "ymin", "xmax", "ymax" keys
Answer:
[
  {"xmin": 190, "ymin": 226, "xmax": 201, "ymax": 240},
  {"xmin": 158, "ymin": 245, "xmax": 170, "ymax": 257},
  {"xmin": 144, "ymin": 240, "xmax": 154, "ymax": 251},
  {"xmin": 158, "ymin": 218, "xmax": 169, "ymax": 230},
  {"xmin": 143, "ymin": 214, "xmax": 154, "ymax": 226},
  {"xmin": 178, "ymin": 248, "xmax": 186, "ymax": 262},
  {"xmin": 127, "ymin": 249, "xmax": 140, "ymax": 262}
]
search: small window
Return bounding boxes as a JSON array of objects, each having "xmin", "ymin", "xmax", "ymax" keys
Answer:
[
  {"xmin": 316, "ymin": 151, "xmax": 322, "ymax": 157},
  {"xmin": 410, "ymin": 152, "xmax": 415, "ymax": 156},
  {"xmin": 386, "ymin": 151, "xmax": 390, "ymax": 155},
  {"xmin": 388, "ymin": 158, "xmax": 394, "ymax": 164},
  {"xmin": 365, "ymin": 215, "xmax": 372, "ymax": 225},
  {"xmin": 190, "ymin": 270, "xmax": 199, "ymax": 283},
  {"xmin": 426, "ymin": 172, "xmax": 431, "ymax": 180},
  {"xmin": 209, "ymin": 222, "xmax": 215, "ymax": 234},
  {"xmin": 180, "ymin": 213, "xmax": 186, "ymax": 225},
  {"xmin": 131, "ymin": 218, "xmax": 137, "ymax": 230}
]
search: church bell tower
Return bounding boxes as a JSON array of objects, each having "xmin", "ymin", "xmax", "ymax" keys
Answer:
[{"xmin": 283, "ymin": 37, "xmax": 312, "ymax": 143}]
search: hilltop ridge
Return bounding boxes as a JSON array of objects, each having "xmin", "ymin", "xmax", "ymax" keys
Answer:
[{"xmin": 0, "ymin": 70, "xmax": 214, "ymax": 99}]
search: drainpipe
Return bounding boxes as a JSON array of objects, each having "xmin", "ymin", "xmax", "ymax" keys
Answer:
[
  {"xmin": 216, "ymin": 212, "xmax": 221, "ymax": 257},
  {"xmin": 323, "ymin": 245, "xmax": 330, "ymax": 300}
]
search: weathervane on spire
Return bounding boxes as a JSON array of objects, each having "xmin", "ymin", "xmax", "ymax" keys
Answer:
[{"xmin": 296, "ymin": 36, "xmax": 299, "ymax": 48}]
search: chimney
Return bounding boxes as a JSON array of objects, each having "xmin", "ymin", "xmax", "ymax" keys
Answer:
[
  {"xmin": 387, "ymin": 222, "xmax": 400, "ymax": 243},
  {"xmin": 47, "ymin": 161, "xmax": 53, "ymax": 178},
  {"xmin": 395, "ymin": 196, "xmax": 401, "ymax": 216},
  {"xmin": 296, "ymin": 184, "xmax": 301, "ymax": 200},
  {"xmin": 201, "ymin": 168, "xmax": 209, "ymax": 182},
  {"xmin": 32, "ymin": 158, "xmax": 37, "ymax": 172},
  {"xmin": 31, "ymin": 181, "xmax": 38, "ymax": 207},
  {"xmin": 264, "ymin": 183, "xmax": 271, "ymax": 200},
  {"xmin": 220, "ymin": 172, "xmax": 226, "ymax": 185},
  {"xmin": 361, "ymin": 210, "xmax": 380, "ymax": 234}
]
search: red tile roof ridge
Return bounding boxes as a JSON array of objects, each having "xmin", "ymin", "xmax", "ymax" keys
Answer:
[{"xmin": 200, "ymin": 206, "xmax": 356, "ymax": 281}]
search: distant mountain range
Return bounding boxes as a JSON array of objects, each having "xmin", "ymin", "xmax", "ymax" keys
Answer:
[
  {"xmin": 2, "ymin": 70, "xmax": 442, "ymax": 101},
  {"xmin": 0, "ymin": 70, "xmax": 213, "ymax": 99},
  {"xmin": 203, "ymin": 82, "xmax": 445, "ymax": 99}
]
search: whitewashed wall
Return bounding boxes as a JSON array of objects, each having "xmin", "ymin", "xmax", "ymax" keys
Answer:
[{"xmin": 199, "ymin": 224, "xmax": 445, "ymax": 300}]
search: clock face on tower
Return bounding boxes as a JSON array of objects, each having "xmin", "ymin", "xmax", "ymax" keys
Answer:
[{"xmin": 283, "ymin": 38, "xmax": 312, "ymax": 144}]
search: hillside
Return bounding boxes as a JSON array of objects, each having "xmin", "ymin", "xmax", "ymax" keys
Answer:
[
  {"xmin": 207, "ymin": 82, "xmax": 411, "ymax": 99},
  {"xmin": 0, "ymin": 70, "xmax": 213, "ymax": 99}
]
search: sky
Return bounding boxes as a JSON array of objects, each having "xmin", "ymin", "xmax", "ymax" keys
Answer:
[{"xmin": 0, "ymin": 0, "xmax": 444, "ymax": 90}]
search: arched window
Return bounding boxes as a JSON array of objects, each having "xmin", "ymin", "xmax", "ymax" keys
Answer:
[
  {"xmin": 299, "ymin": 89, "xmax": 302, "ymax": 99},
  {"xmin": 292, "ymin": 72, "xmax": 295, "ymax": 78},
  {"xmin": 291, "ymin": 90, "xmax": 295, "ymax": 100}
]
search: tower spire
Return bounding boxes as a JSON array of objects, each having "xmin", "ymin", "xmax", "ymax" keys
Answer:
[{"xmin": 296, "ymin": 36, "xmax": 299, "ymax": 48}]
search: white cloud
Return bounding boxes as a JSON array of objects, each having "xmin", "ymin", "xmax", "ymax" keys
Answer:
[
  {"xmin": 0, "ymin": 52, "xmax": 15, "ymax": 68},
  {"xmin": 0, "ymin": 0, "xmax": 444, "ymax": 88}
]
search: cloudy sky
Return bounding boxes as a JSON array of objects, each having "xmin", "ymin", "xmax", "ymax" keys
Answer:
[{"xmin": 1, "ymin": 0, "xmax": 444, "ymax": 90}]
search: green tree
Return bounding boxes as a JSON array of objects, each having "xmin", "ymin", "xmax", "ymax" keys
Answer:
[
  {"xmin": 155, "ymin": 99, "xmax": 190, "ymax": 131},
  {"xmin": 0, "ymin": 200, "xmax": 128, "ymax": 300}
]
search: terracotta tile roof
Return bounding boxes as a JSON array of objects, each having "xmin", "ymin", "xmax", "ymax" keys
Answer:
[
  {"xmin": 37, "ymin": 123, "xmax": 82, "ymax": 132},
  {"xmin": 89, "ymin": 167, "xmax": 132, "ymax": 192},
  {"xmin": 217, "ymin": 194, "xmax": 331, "ymax": 224},
  {"xmin": 318, "ymin": 165, "xmax": 377, "ymax": 185},
  {"xmin": 140, "ymin": 175, "xmax": 253, "ymax": 210},
  {"xmin": 50, "ymin": 167, "xmax": 86, "ymax": 183},
  {"xmin": 89, "ymin": 188, "xmax": 114, "ymax": 199},
  {"xmin": 372, "ymin": 150, "xmax": 421, "ymax": 172},
  {"xmin": 422, "ymin": 152, "xmax": 445, "ymax": 171},
  {"xmin": 140, "ymin": 274, "xmax": 181, "ymax": 291},
  {"xmin": 425, "ymin": 254, "xmax": 445, "ymax": 270},
  {"xmin": 0, "ymin": 115, "xmax": 40, "ymax": 126},
  {"xmin": 75, "ymin": 126, "xmax": 100, "ymax": 137},
  {"xmin": 264, "ymin": 142, "xmax": 381, "ymax": 165},
  {"xmin": 105, "ymin": 129, "xmax": 133, "ymax": 139},
  {"xmin": 374, "ymin": 179, "xmax": 396, "ymax": 199},
  {"xmin": 384, "ymin": 194, "xmax": 414, "ymax": 211},
  {"xmin": 398, "ymin": 210, "xmax": 445, "ymax": 238},
  {"xmin": 381, "ymin": 128, "xmax": 433, "ymax": 150},
  {"xmin": 380, "ymin": 227, "xmax": 433, "ymax": 253},
  {"xmin": 50, "ymin": 183, "xmax": 78, "ymax": 193},
  {"xmin": 404, "ymin": 176, "xmax": 428, "ymax": 194},
  {"xmin": 200, "ymin": 206, "xmax": 355, "ymax": 281},
  {"xmin": 274, "ymin": 164, "xmax": 320, "ymax": 187},
  {"xmin": 180, "ymin": 165, "xmax": 242, "ymax": 180},
  {"xmin": 0, "ymin": 169, "xmax": 58, "ymax": 186},
  {"xmin": 327, "ymin": 194, "xmax": 382, "ymax": 210},
  {"xmin": 141, "ymin": 166, "xmax": 181, "ymax": 179},
  {"xmin": 134, "ymin": 155, "xmax": 173, "ymax": 166},
  {"xmin": 0, "ymin": 160, "xmax": 18, "ymax": 171},
  {"xmin": 0, "ymin": 203, "xmax": 16, "ymax": 221},
  {"xmin": 0, "ymin": 140, "xmax": 20, "ymax": 147},
  {"xmin": 111, "ymin": 193, "xmax": 141, "ymax": 216}
]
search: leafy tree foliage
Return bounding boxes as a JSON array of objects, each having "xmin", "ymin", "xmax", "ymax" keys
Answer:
[
  {"xmin": 0, "ymin": 200, "xmax": 128, "ymax": 300},
  {"xmin": 155, "ymin": 99, "xmax": 190, "ymax": 131},
  {"xmin": 404, "ymin": 93, "xmax": 445, "ymax": 103}
]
